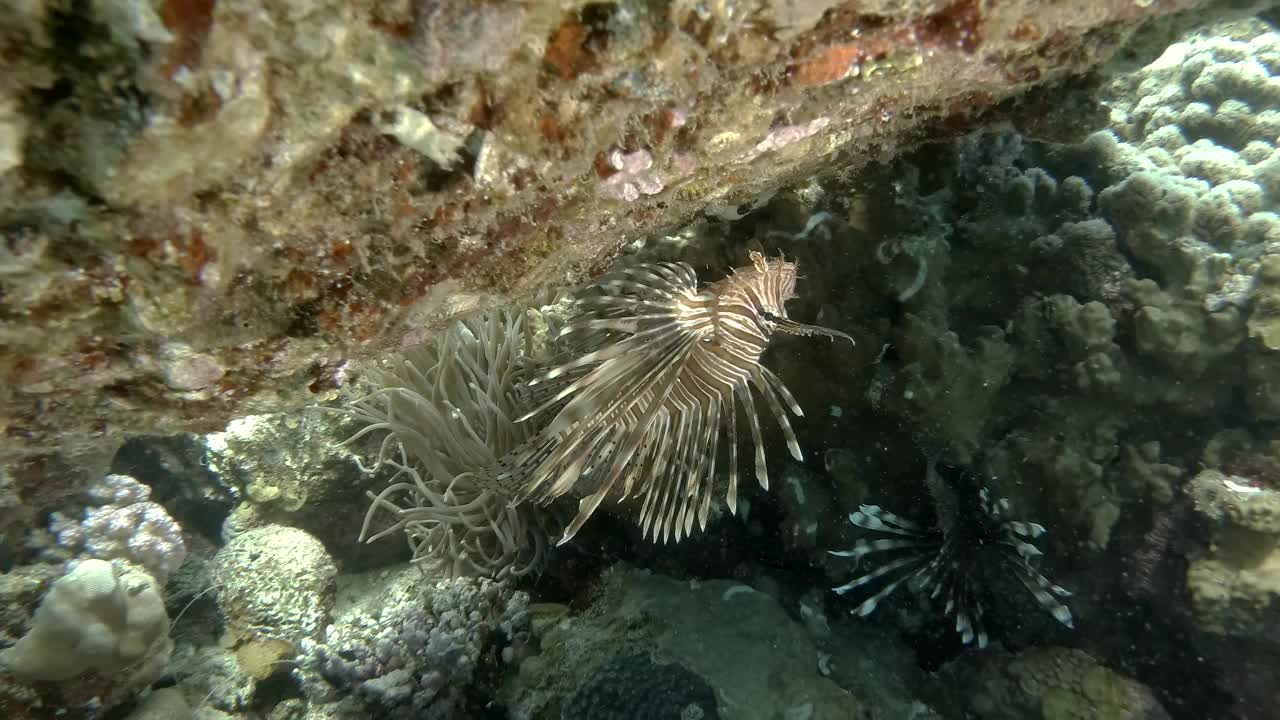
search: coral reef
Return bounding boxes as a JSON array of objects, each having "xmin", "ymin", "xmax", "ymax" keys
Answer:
[
  {"xmin": 9, "ymin": 7, "xmax": 1280, "ymax": 720},
  {"xmin": 826, "ymin": 17, "xmax": 1280, "ymax": 568},
  {"xmin": 955, "ymin": 647, "xmax": 1170, "ymax": 720},
  {"xmin": 204, "ymin": 411, "xmax": 394, "ymax": 567},
  {"xmin": 776, "ymin": 15, "xmax": 1280, "ymax": 717},
  {"xmin": 1086, "ymin": 24, "xmax": 1280, "ymax": 414},
  {"xmin": 0, "ymin": 461, "xmax": 189, "ymax": 717}
]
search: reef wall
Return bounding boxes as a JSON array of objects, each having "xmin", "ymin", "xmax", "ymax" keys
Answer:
[{"xmin": 0, "ymin": 0, "xmax": 1226, "ymax": 463}]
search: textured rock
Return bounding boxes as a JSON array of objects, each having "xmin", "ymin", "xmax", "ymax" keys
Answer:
[
  {"xmin": 957, "ymin": 647, "xmax": 1170, "ymax": 720},
  {"xmin": 124, "ymin": 688, "xmax": 192, "ymax": 720},
  {"xmin": 1186, "ymin": 467, "xmax": 1280, "ymax": 637},
  {"xmin": 502, "ymin": 565, "xmax": 894, "ymax": 720},
  {"xmin": 562, "ymin": 653, "xmax": 721, "ymax": 720},
  {"xmin": 210, "ymin": 524, "xmax": 337, "ymax": 644},
  {"xmin": 0, "ymin": 0, "xmax": 1227, "ymax": 464},
  {"xmin": 166, "ymin": 643, "xmax": 259, "ymax": 715},
  {"xmin": 204, "ymin": 411, "xmax": 397, "ymax": 568},
  {"xmin": 1177, "ymin": 454, "xmax": 1280, "ymax": 718}
]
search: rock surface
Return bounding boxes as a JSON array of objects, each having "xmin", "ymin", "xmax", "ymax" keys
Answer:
[
  {"xmin": 210, "ymin": 524, "xmax": 337, "ymax": 644},
  {"xmin": 954, "ymin": 646, "xmax": 1170, "ymax": 720},
  {"xmin": 0, "ymin": 0, "xmax": 1224, "ymax": 463},
  {"xmin": 502, "ymin": 566, "xmax": 899, "ymax": 720}
]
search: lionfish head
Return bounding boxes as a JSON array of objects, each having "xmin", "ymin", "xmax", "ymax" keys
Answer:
[{"xmin": 718, "ymin": 251, "xmax": 853, "ymax": 344}]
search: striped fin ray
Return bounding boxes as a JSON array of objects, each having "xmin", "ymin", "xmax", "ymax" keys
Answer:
[
  {"xmin": 749, "ymin": 367, "xmax": 802, "ymax": 461},
  {"xmin": 849, "ymin": 505, "xmax": 923, "ymax": 535}
]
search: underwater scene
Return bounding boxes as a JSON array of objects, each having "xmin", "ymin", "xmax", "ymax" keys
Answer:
[{"xmin": 7, "ymin": 1, "xmax": 1280, "ymax": 719}]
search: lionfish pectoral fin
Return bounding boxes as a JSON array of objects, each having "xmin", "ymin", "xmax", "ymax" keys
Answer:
[
  {"xmin": 558, "ymin": 487, "xmax": 611, "ymax": 546},
  {"xmin": 547, "ymin": 450, "xmax": 591, "ymax": 498},
  {"xmin": 774, "ymin": 317, "xmax": 855, "ymax": 345}
]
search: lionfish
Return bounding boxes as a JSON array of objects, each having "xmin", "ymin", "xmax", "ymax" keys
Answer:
[
  {"xmin": 514, "ymin": 251, "xmax": 854, "ymax": 544},
  {"xmin": 829, "ymin": 461, "xmax": 1073, "ymax": 648}
]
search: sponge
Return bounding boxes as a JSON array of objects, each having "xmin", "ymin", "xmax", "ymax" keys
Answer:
[{"xmin": 0, "ymin": 559, "xmax": 170, "ymax": 681}]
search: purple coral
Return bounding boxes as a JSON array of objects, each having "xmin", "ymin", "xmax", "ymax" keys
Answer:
[
  {"xmin": 52, "ymin": 473, "xmax": 187, "ymax": 582},
  {"xmin": 296, "ymin": 573, "xmax": 528, "ymax": 720},
  {"xmin": 599, "ymin": 149, "xmax": 664, "ymax": 202}
]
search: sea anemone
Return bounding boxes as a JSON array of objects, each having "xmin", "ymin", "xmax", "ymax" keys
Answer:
[
  {"xmin": 829, "ymin": 461, "xmax": 1074, "ymax": 648},
  {"xmin": 515, "ymin": 251, "xmax": 854, "ymax": 544},
  {"xmin": 344, "ymin": 308, "xmax": 560, "ymax": 579}
]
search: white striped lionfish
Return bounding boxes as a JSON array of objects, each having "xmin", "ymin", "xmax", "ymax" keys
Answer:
[
  {"xmin": 348, "ymin": 251, "xmax": 853, "ymax": 577},
  {"xmin": 830, "ymin": 461, "xmax": 1074, "ymax": 648},
  {"xmin": 513, "ymin": 251, "xmax": 855, "ymax": 545}
]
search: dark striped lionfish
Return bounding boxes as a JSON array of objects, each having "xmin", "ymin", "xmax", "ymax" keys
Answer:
[
  {"xmin": 515, "ymin": 251, "xmax": 854, "ymax": 545},
  {"xmin": 830, "ymin": 462, "xmax": 1073, "ymax": 648}
]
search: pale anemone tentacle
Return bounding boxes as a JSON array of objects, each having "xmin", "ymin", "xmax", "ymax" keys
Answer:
[
  {"xmin": 342, "ymin": 308, "xmax": 562, "ymax": 579},
  {"xmin": 512, "ymin": 250, "xmax": 854, "ymax": 545}
]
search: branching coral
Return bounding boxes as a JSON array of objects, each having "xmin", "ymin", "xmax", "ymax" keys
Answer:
[
  {"xmin": 830, "ymin": 462, "xmax": 1073, "ymax": 648},
  {"xmin": 296, "ymin": 568, "xmax": 528, "ymax": 720},
  {"xmin": 344, "ymin": 309, "xmax": 561, "ymax": 579}
]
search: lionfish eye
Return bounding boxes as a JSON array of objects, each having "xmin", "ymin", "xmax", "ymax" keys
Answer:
[{"xmin": 760, "ymin": 310, "xmax": 778, "ymax": 323}]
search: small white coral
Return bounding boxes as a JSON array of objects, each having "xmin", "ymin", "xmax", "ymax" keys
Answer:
[
  {"xmin": 376, "ymin": 106, "xmax": 469, "ymax": 168},
  {"xmin": 88, "ymin": 472, "xmax": 151, "ymax": 505},
  {"xmin": 0, "ymin": 559, "xmax": 170, "ymax": 682}
]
